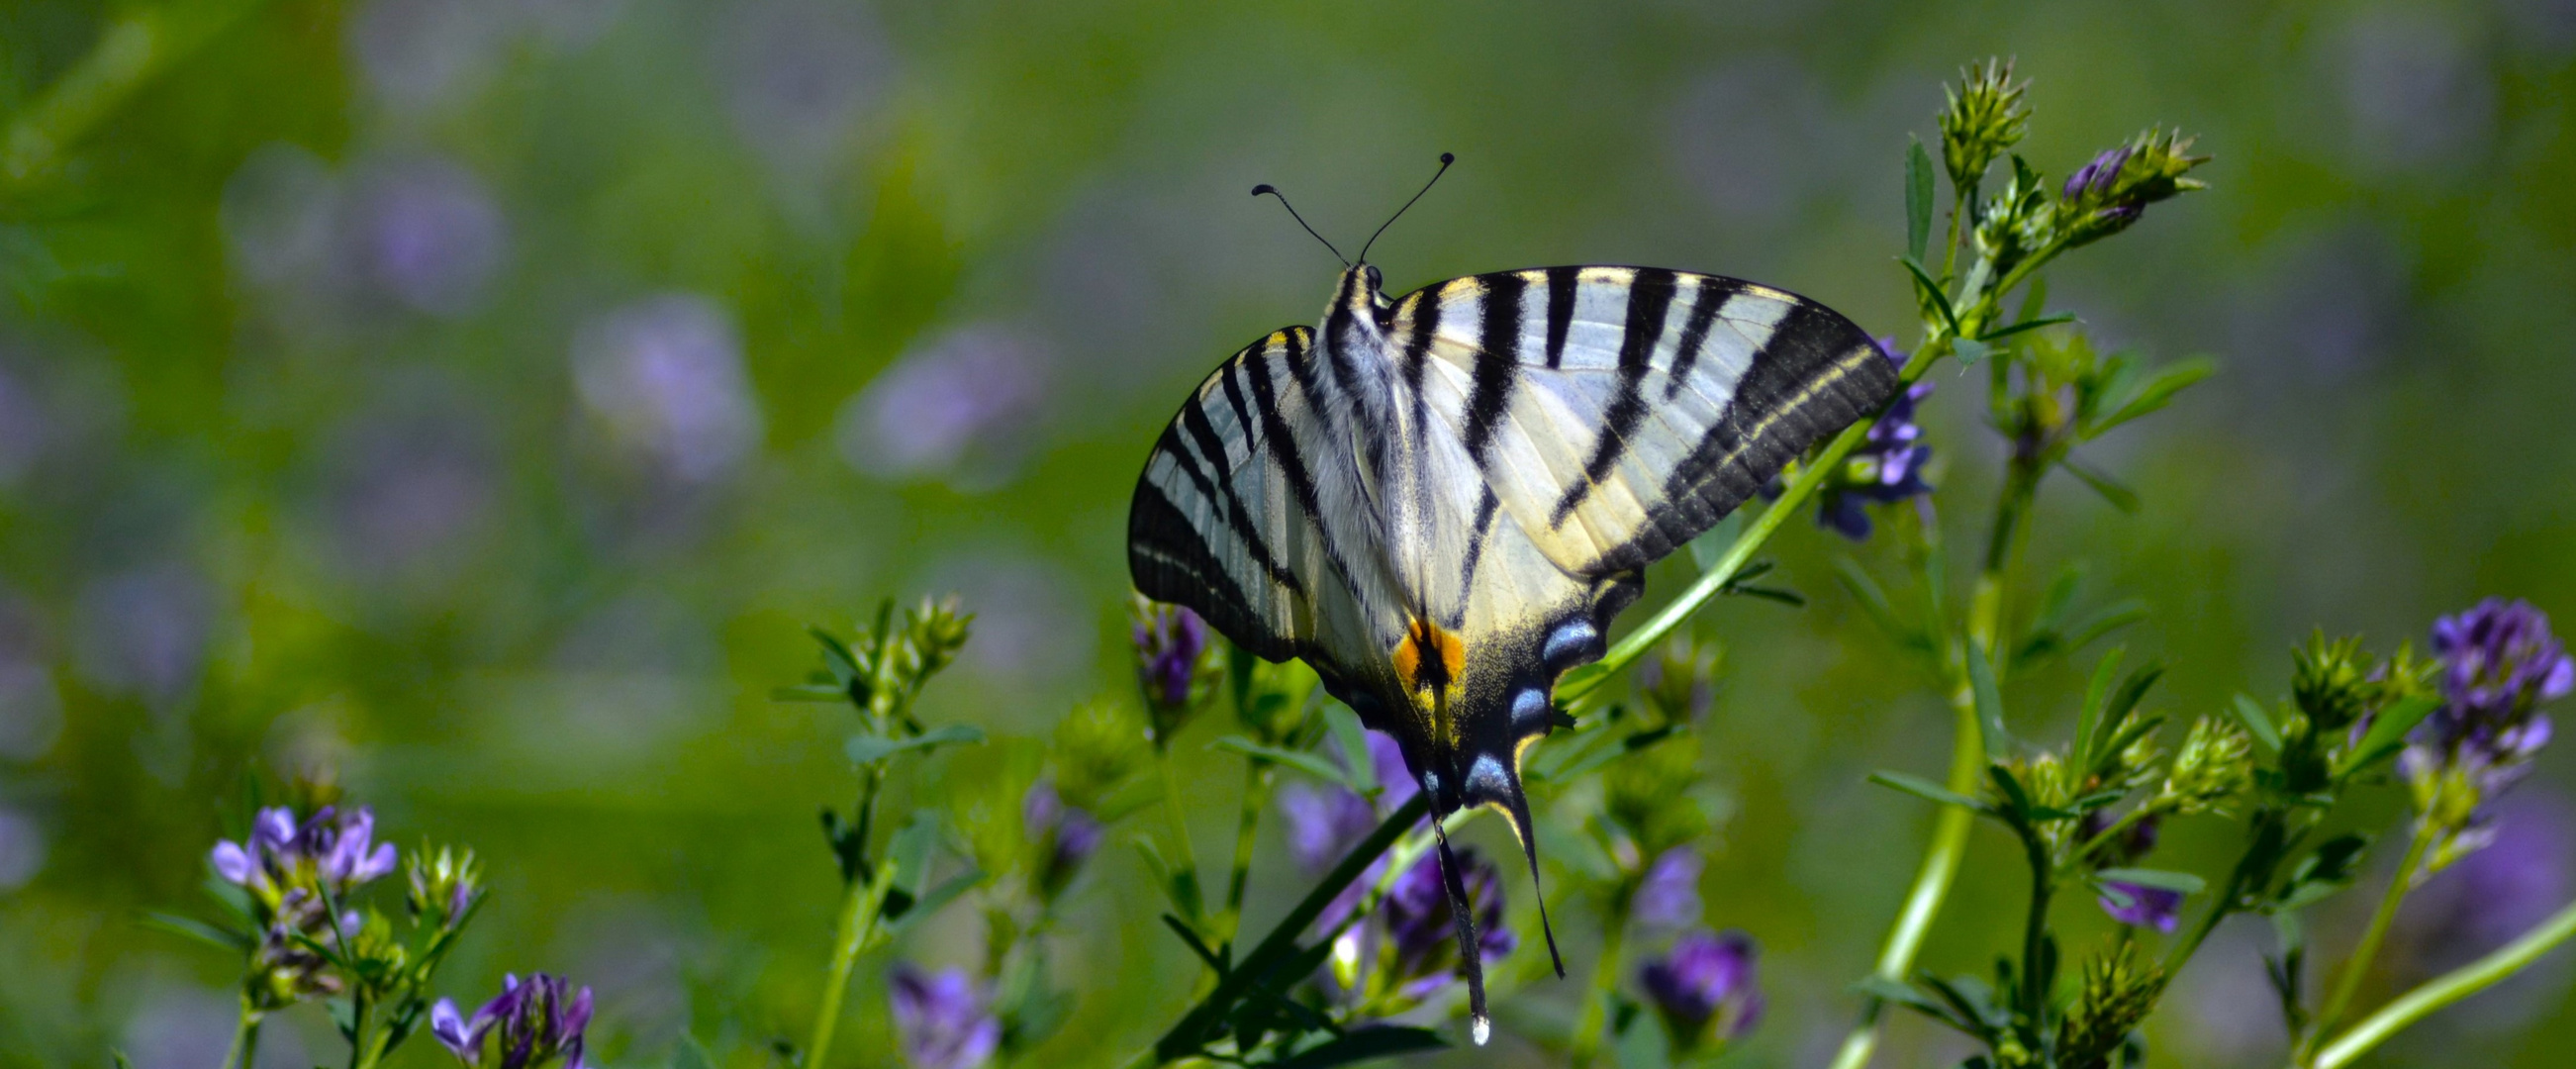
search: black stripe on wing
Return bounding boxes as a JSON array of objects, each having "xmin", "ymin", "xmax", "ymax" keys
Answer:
[
  {"xmin": 1548, "ymin": 267, "xmax": 1678, "ymax": 528},
  {"xmin": 1127, "ymin": 327, "xmax": 1319, "ymax": 662},
  {"xmin": 1598, "ymin": 298, "xmax": 1898, "ymax": 573}
]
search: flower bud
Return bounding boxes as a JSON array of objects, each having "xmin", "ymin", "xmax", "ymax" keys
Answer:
[{"xmin": 1938, "ymin": 58, "xmax": 2030, "ymax": 190}]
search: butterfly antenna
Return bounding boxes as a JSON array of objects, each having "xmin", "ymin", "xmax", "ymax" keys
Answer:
[
  {"xmin": 1250, "ymin": 184, "xmax": 1347, "ymax": 266},
  {"xmin": 1357, "ymin": 151, "xmax": 1455, "ymax": 264}
]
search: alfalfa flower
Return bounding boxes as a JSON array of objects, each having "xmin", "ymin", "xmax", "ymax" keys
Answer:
[
  {"xmin": 2056, "ymin": 128, "xmax": 2209, "ymax": 248},
  {"xmin": 2405, "ymin": 598, "xmax": 2570, "ymax": 871},
  {"xmin": 1021, "ymin": 779, "xmax": 1104, "ymax": 901},
  {"xmin": 209, "ymin": 805, "xmax": 399, "ymax": 1009},
  {"xmin": 1814, "ymin": 340, "xmax": 1935, "ymax": 540},
  {"xmin": 1638, "ymin": 928, "xmax": 1765, "ymax": 1052},
  {"xmin": 429, "ymin": 973, "xmax": 593, "ymax": 1069},
  {"xmin": 889, "ymin": 964, "xmax": 1001, "ymax": 1069},
  {"xmin": 1378, "ymin": 847, "xmax": 1515, "ymax": 1003},
  {"xmin": 1131, "ymin": 595, "xmax": 1221, "ymax": 746}
]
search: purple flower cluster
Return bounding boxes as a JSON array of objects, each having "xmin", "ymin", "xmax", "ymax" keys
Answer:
[
  {"xmin": 890, "ymin": 964, "xmax": 1002, "ymax": 1069},
  {"xmin": 2082, "ymin": 812, "xmax": 2184, "ymax": 931},
  {"xmin": 2405, "ymin": 599, "xmax": 2571, "ymax": 853},
  {"xmin": 1814, "ymin": 340, "xmax": 1934, "ymax": 540},
  {"xmin": 210, "ymin": 806, "xmax": 399, "ymax": 1005},
  {"xmin": 1022, "ymin": 779, "xmax": 1105, "ymax": 900},
  {"xmin": 2062, "ymin": 146, "xmax": 2143, "ymax": 231},
  {"xmin": 1132, "ymin": 600, "xmax": 1213, "ymax": 743},
  {"xmin": 1633, "ymin": 847, "xmax": 1704, "ymax": 931},
  {"xmin": 1380, "ymin": 846, "xmax": 1515, "ymax": 1002},
  {"xmin": 429, "ymin": 973, "xmax": 594, "ymax": 1069},
  {"xmin": 1638, "ymin": 929, "xmax": 1765, "ymax": 1051}
]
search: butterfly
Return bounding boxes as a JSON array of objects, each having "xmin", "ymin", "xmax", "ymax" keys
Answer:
[{"xmin": 1126, "ymin": 158, "xmax": 1898, "ymax": 1042}]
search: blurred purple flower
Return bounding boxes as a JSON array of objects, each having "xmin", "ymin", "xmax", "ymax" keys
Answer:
[
  {"xmin": 572, "ymin": 294, "xmax": 766, "ymax": 484},
  {"xmin": 889, "ymin": 964, "xmax": 1001, "ymax": 1069},
  {"xmin": 323, "ymin": 404, "xmax": 497, "ymax": 575},
  {"xmin": 2343, "ymin": 12, "xmax": 2494, "ymax": 174},
  {"xmin": 2404, "ymin": 599, "xmax": 2569, "ymax": 842},
  {"xmin": 2406, "ymin": 790, "xmax": 2575, "ymax": 961},
  {"xmin": 1796, "ymin": 340, "xmax": 1930, "ymax": 540},
  {"xmin": 837, "ymin": 325, "xmax": 1050, "ymax": 489},
  {"xmin": 72, "ymin": 564, "xmax": 212, "ymax": 707},
  {"xmin": 2097, "ymin": 881, "xmax": 2184, "ymax": 932},
  {"xmin": 346, "ymin": 0, "xmax": 510, "ymax": 112},
  {"xmin": 1279, "ymin": 782, "xmax": 1378, "ymax": 874},
  {"xmin": 716, "ymin": 0, "xmax": 890, "ymax": 173},
  {"xmin": 430, "ymin": 973, "xmax": 594, "ymax": 1069},
  {"xmin": 350, "ymin": 155, "xmax": 507, "ymax": 317},
  {"xmin": 1635, "ymin": 847, "xmax": 1703, "ymax": 930},
  {"xmin": 0, "ymin": 363, "xmax": 47, "ymax": 486},
  {"xmin": 1639, "ymin": 928, "xmax": 1765, "ymax": 1050},
  {"xmin": 1135, "ymin": 602, "xmax": 1205, "ymax": 713},
  {"xmin": 1381, "ymin": 847, "xmax": 1513, "ymax": 1000},
  {"xmin": 1368, "ymin": 730, "xmax": 1419, "ymax": 812},
  {"xmin": 2063, "ymin": 146, "xmax": 2133, "ymax": 203},
  {"xmin": 1023, "ymin": 779, "xmax": 1104, "ymax": 898}
]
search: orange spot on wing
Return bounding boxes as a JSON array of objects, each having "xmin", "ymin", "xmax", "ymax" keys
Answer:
[{"xmin": 1393, "ymin": 617, "xmax": 1466, "ymax": 695}]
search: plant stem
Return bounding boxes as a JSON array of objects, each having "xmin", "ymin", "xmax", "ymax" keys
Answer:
[
  {"xmin": 221, "ymin": 1001, "xmax": 260, "ymax": 1069},
  {"xmin": 1146, "ymin": 794, "xmax": 1432, "ymax": 1065},
  {"xmin": 809, "ymin": 845, "xmax": 904, "ymax": 1069},
  {"xmin": 1220, "ymin": 759, "xmax": 1275, "ymax": 944},
  {"xmin": 2301, "ymin": 820, "xmax": 2433, "ymax": 1062},
  {"xmin": 1157, "ymin": 749, "xmax": 1206, "ymax": 923},
  {"xmin": 2308, "ymin": 895, "xmax": 2576, "ymax": 1069},
  {"xmin": 1571, "ymin": 897, "xmax": 1633, "ymax": 1068}
]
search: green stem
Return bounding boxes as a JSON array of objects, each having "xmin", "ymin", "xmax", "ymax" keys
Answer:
[
  {"xmin": 1219, "ymin": 759, "xmax": 1274, "ymax": 943},
  {"xmin": 2308, "ymin": 896, "xmax": 2576, "ymax": 1069},
  {"xmin": 808, "ymin": 847, "xmax": 904, "ymax": 1069},
  {"xmin": 1571, "ymin": 897, "xmax": 1633, "ymax": 1068},
  {"xmin": 2301, "ymin": 820, "xmax": 2433, "ymax": 1062},
  {"xmin": 1146, "ymin": 794, "xmax": 1433, "ymax": 1065},
  {"xmin": 2016, "ymin": 829, "xmax": 2056, "ymax": 1020},
  {"xmin": 221, "ymin": 1001, "xmax": 259, "ymax": 1069},
  {"xmin": 0, "ymin": 1, "xmax": 268, "ymax": 194},
  {"xmin": 1157, "ymin": 749, "xmax": 1206, "ymax": 923}
]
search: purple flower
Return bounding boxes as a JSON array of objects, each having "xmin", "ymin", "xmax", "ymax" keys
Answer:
[
  {"xmin": 1805, "ymin": 340, "xmax": 1932, "ymax": 540},
  {"xmin": 2097, "ymin": 882, "xmax": 2184, "ymax": 932},
  {"xmin": 1131, "ymin": 600, "xmax": 1215, "ymax": 743},
  {"xmin": 1022, "ymin": 779, "xmax": 1103, "ymax": 899},
  {"xmin": 2406, "ymin": 599, "xmax": 2570, "ymax": 856},
  {"xmin": 2063, "ymin": 146, "xmax": 2134, "ymax": 202},
  {"xmin": 1381, "ymin": 847, "xmax": 1514, "ymax": 1000},
  {"xmin": 209, "ymin": 806, "xmax": 402, "ymax": 1008},
  {"xmin": 1638, "ymin": 929, "xmax": 1765, "ymax": 1050},
  {"xmin": 430, "ymin": 973, "xmax": 593, "ymax": 1069},
  {"xmin": 1367, "ymin": 730, "xmax": 1420, "ymax": 812},
  {"xmin": 836, "ymin": 324, "xmax": 1050, "ymax": 489},
  {"xmin": 350, "ymin": 155, "xmax": 507, "ymax": 318},
  {"xmin": 571, "ymin": 294, "xmax": 765, "ymax": 485},
  {"xmin": 1634, "ymin": 847, "xmax": 1704, "ymax": 930},
  {"xmin": 889, "ymin": 964, "xmax": 1001, "ymax": 1069},
  {"xmin": 1278, "ymin": 783, "xmax": 1379, "ymax": 874}
]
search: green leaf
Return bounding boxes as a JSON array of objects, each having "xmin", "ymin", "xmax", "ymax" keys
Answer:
[
  {"xmin": 845, "ymin": 724, "xmax": 984, "ymax": 766},
  {"xmin": 2094, "ymin": 867, "xmax": 2206, "ymax": 895},
  {"xmin": 1267, "ymin": 1025, "xmax": 1446, "ymax": 1069},
  {"xmin": 1835, "ymin": 557, "xmax": 1929, "ymax": 652},
  {"xmin": 1977, "ymin": 313, "xmax": 2077, "ymax": 341},
  {"xmin": 1546, "ymin": 724, "xmax": 1678, "ymax": 785},
  {"xmin": 1213, "ymin": 736, "xmax": 1354, "ymax": 790},
  {"xmin": 1953, "ymin": 337, "xmax": 1993, "ymax": 366},
  {"xmin": 1867, "ymin": 770, "xmax": 1984, "ymax": 811},
  {"xmin": 1323, "ymin": 704, "xmax": 1378, "ymax": 794},
  {"xmin": 887, "ymin": 869, "xmax": 984, "ymax": 934},
  {"xmin": 1899, "ymin": 255, "xmax": 1961, "ymax": 335},
  {"xmin": 2072, "ymin": 649, "xmax": 2124, "ymax": 765},
  {"xmin": 2232, "ymin": 694, "xmax": 2283, "ymax": 752},
  {"xmin": 1906, "ymin": 138, "xmax": 1936, "ymax": 262},
  {"xmin": 141, "ymin": 911, "xmax": 251, "ymax": 952},
  {"xmin": 2088, "ymin": 355, "xmax": 2217, "ymax": 436},
  {"xmin": 1163, "ymin": 913, "xmax": 1229, "ymax": 976},
  {"xmin": 2340, "ymin": 694, "xmax": 2441, "ymax": 777},
  {"xmin": 1966, "ymin": 642, "xmax": 2009, "ymax": 756},
  {"xmin": 771, "ymin": 683, "xmax": 850, "ymax": 702},
  {"xmin": 2060, "ymin": 599, "xmax": 2147, "ymax": 652},
  {"xmin": 2058, "ymin": 453, "xmax": 2141, "ymax": 513}
]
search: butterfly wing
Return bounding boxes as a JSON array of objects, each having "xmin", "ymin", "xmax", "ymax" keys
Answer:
[{"xmin": 1126, "ymin": 326, "xmax": 1410, "ymax": 711}]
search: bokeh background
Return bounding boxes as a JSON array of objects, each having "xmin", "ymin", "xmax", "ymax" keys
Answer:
[{"xmin": 5, "ymin": 0, "xmax": 2576, "ymax": 1066}]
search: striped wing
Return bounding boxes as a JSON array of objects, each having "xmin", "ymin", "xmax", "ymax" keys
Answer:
[
  {"xmin": 1386, "ymin": 265, "xmax": 1898, "ymax": 597},
  {"xmin": 1126, "ymin": 326, "xmax": 1407, "ymax": 702}
]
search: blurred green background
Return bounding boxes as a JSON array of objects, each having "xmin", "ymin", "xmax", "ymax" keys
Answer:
[{"xmin": 4, "ymin": 0, "xmax": 2575, "ymax": 1066}]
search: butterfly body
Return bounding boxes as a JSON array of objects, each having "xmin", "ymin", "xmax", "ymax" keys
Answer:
[{"xmin": 1129, "ymin": 258, "xmax": 1896, "ymax": 1037}]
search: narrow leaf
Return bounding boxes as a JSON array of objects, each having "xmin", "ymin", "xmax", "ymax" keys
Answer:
[
  {"xmin": 2059, "ymin": 454, "xmax": 2141, "ymax": 513},
  {"xmin": 142, "ymin": 912, "xmax": 251, "ymax": 952},
  {"xmin": 2231, "ymin": 694, "xmax": 2283, "ymax": 752},
  {"xmin": 1953, "ymin": 337, "xmax": 1994, "ymax": 366},
  {"xmin": 1213, "ymin": 736, "xmax": 1353, "ymax": 789},
  {"xmin": 845, "ymin": 724, "xmax": 985, "ymax": 766},
  {"xmin": 1163, "ymin": 913, "xmax": 1229, "ymax": 976},
  {"xmin": 1905, "ymin": 138, "xmax": 1935, "ymax": 262},
  {"xmin": 1977, "ymin": 313, "xmax": 2077, "ymax": 342},
  {"xmin": 1899, "ymin": 255, "xmax": 1961, "ymax": 335},
  {"xmin": 2094, "ymin": 867, "xmax": 2207, "ymax": 895},
  {"xmin": 1867, "ymin": 770, "xmax": 1983, "ymax": 811},
  {"xmin": 2072, "ymin": 649, "xmax": 2125, "ymax": 766},
  {"xmin": 1835, "ymin": 557, "xmax": 1928, "ymax": 650},
  {"xmin": 2089, "ymin": 356, "xmax": 2218, "ymax": 436},
  {"xmin": 2340, "ymin": 694, "xmax": 2441, "ymax": 776}
]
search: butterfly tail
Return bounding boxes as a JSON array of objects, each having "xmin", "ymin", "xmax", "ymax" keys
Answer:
[
  {"xmin": 1429, "ymin": 817, "xmax": 1493, "ymax": 1046},
  {"xmin": 1497, "ymin": 787, "xmax": 1566, "ymax": 978}
]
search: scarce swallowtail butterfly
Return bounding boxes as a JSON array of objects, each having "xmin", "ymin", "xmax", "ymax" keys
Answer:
[{"xmin": 1126, "ymin": 156, "xmax": 1899, "ymax": 1042}]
